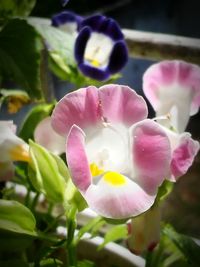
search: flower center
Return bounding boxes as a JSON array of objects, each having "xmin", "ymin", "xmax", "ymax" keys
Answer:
[
  {"xmin": 103, "ymin": 171, "xmax": 126, "ymax": 186},
  {"xmin": 84, "ymin": 32, "xmax": 113, "ymax": 68}
]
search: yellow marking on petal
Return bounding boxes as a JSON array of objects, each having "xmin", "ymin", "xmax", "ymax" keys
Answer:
[
  {"xmin": 10, "ymin": 144, "xmax": 30, "ymax": 162},
  {"xmin": 90, "ymin": 163, "xmax": 104, "ymax": 176},
  {"xmin": 103, "ymin": 171, "xmax": 126, "ymax": 186},
  {"xmin": 91, "ymin": 59, "xmax": 100, "ymax": 67}
]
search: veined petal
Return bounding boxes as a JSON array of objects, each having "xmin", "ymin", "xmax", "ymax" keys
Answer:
[
  {"xmin": 66, "ymin": 125, "xmax": 92, "ymax": 192},
  {"xmin": 34, "ymin": 117, "xmax": 65, "ymax": 155},
  {"xmin": 131, "ymin": 119, "xmax": 171, "ymax": 194},
  {"xmin": 51, "ymin": 86, "xmax": 102, "ymax": 136},
  {"xmin": 84, "ymin": 173, "xmax": 155, "ymax": 219},
  {"xmin": 99, "ymin": 84, "xmax": 148, "ymax": 127},
  {"xmin": 143, "ymin": 60, "xmax": 200, "ymax": 132}
]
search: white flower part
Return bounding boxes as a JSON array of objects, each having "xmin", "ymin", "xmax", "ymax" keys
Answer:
[
  {"xmin": 156, "ymin": 83, "xmax": 194, "ymax": 133},
  {"xmin": 84, "ymin": 32, "xmax": 113, "ymax": 68},
  {"xmin": 0, "ymin": 121, "xmax": 28, "ymax": 162},
  {"xmin": 34, "ymin": 117, "xmax": 66, "ymax": 155},
  {"xmin": 85, "ymin": 123, "xmax": 130, "ymax": 175},
  {"xmin": 58, "ymin": 22, "xmax": 78, "ymax": 36}
]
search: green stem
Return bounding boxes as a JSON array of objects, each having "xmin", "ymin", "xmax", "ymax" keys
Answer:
[{"xmin": 66, "ymin": 205, "xmax": 78, "ymax": 267}]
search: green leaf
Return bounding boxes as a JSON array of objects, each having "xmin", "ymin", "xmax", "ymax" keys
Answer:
[
  {"xmin": 0, "ymin": 229, "xmax": 35, "ymax": 251},
  {"xmin": 39, "ymin": 258, "xmax": 63, "ymax": 267},
  {"xmin": 0, "ymin": 199, "xmax": 37, "ymax": 236},
  {"xmin": 29, "ymin": 18, "xmax": 76, "ymax": 80},
  {"xmin": 98, "ymin": 225, "xmax": 128, "ymax": 250},
  {"xmin": 28, "ymin": 140, "xmax": 67, "ymax": 203},
  {"xmin": 163, "ymin": 224, "xmax": 200, "ymax": 266},
  {"xmin": 0, "ymin": 19, "xmax": 43, "ymax": 99},
  {"xmin": 156, "ymin": 180, "xmax": 174, "ymax": 203},
  {"xmin": 19, "ymin": 103, "xmax": 54, "ymax": 142},
  {"xmin": 0, "ymin": 0, "xmax": 36, "ymax": 20},
  {"xmin": 64, "ymin": 178, "xmax": 88, "ymax": 212},
  {"xmin": 0, "ymin": 259, "xmax": 29, "ymax": 267},
  {"xmin": 78, "ymin": 260, "xmax": 96, "ymax": 267},
  {"xmin": 75, "ymin": 217, "xmax": 104, "ymax": 244}
]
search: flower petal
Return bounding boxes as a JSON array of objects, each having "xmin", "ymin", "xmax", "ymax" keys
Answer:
[
  {"xmin": 99, "ymin": 84, "xmax": 148, "ymax": 127},
  {"xmin": 75, "ymin": 26, "xmax": 91, "ymax": 64},
  {"xmin": 84, "ymin": 174, "xmax": 155, "ymax": 219},
  {"xmin": 143, "ymin": 60, "xmax": 200, "ymax": 132},
  {"xmin": 34, "ymin": 117, "xmax": 65, "ymax": 155},
  {"xmin": 108, "ymin": 41, "xmax": 128, "ymax": 74},
  {"xmin": 131, "ymin": 119, "xmax": 171, "ymax": 194},
  {"xmin": 66, "ymin": 125, "xmax": 92, "ymax": 192},
  {"xmin": 78, "ymin": 63, "xmax": 110, "ymax": 81},
  {"xmin": 0, "ymin": 121, "xmax": 27, "ymax": 162},
  {"xmin": 51, "ymin": 86, "xmax": 102, "ymax": 136},
  {"xmin": 163, "ymin": 128, "xmax": 200, "ymax": 180}
]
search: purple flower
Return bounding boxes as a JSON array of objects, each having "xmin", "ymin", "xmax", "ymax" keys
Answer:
[
  {"xmin": 74, "ymin": 14, "xmax": 128, "ymax": 81},
  {"xmin": 51, "ymin": 11, "xmax": 82, "ymax": 34}
]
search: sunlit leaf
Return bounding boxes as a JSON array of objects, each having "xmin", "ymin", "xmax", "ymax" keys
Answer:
[{"xmin": 0, "ymin": 199, "xmax": 37, "ymax": 236}]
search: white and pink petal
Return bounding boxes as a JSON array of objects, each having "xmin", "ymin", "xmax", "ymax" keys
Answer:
[
  {"xmin": 130, "ymin": 119, "xmax": 171, "ymax": 194},
  {"xmin": 99, "ymin": 84, "xmax": 148, "ymax": 126}
]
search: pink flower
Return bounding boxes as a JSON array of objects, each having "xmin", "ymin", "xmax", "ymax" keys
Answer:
[
  {"xmin": 143, "ymin": 60, "xmax": 200, "ymax": 133},
  {"xmin": 0, "ymin": 121, "xmax": 29, "ymax": 181},
  {"xmin": 51, "ymin": 84, "xmax": 172, "ymax": 219}
]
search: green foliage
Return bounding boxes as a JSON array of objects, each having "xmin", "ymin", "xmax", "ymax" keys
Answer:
[
  {"xmin": 0, "ymin": 260, "xmax": 29, "ymax": 267},
  {"xmin": 0, "ymin": 229, "xmax": 35, "ymax": 251},
  {"xmin": 0, "ymin": 0, "xmax": 36, "ymax": 21},
  {"xmin": 98, "ymin": 225, "xmax": 128, "ymax": 250},
  {"xmin": 163, "ymin": 225, "xmax": 200, "ymax": 267},
  {"xmin": 78, "ymin": 260, "xmax": 96, "ymax": 267},
  {"xmin": 29, "ymin": 18, "xmax": 76, "ymax": 80},
  {"xmin": 39, "ymin": 258, "xmax": 63, "ymax": 267},
  {"xmin": 0, "ymin": 19, "xmax": 43, "ymax": 99},
  {"xmin": 19, "ymin": 103, "xmax": 54, "ymax": 142},
  {"xmin": 28, "ymin": 140, "xmax": 68, "ymax": 203},
  {"xmin": 156, "ymin": 180, "xmax": 174, "ymax": 203},
  {"xmin": 0, "ymin": 199, "xmax": 37, "ymax": 236}
]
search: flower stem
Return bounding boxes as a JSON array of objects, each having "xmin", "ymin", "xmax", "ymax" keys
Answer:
[{"xmin": 66, "ymin": 205, "xmax": 78, "ymax": 267}]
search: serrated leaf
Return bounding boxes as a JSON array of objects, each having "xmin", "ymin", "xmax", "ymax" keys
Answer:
[
  {"xmin": 0, "ymin": 19, "xmax": 43, "ymax": 99},
  {"xmin": 28, "ymin": 140, "xmax": 67, "ymax": 203},
  {"xmin": 19, "ymin": 103, "xmax": 54, "ymax": 142},
  {"xmin": 98, "ymin": 224, "xmax": 128, "ymax": 250},
  {"xmin": 0, "ymin": 199, "xmax": 37, "ymax": 236}
]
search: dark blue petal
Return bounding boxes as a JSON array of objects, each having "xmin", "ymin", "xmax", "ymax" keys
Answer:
[
  {"xmin": 52, "ymin": 11, "xmax": 81, "ymax": 27},
  {"xmin": 98, "ymin": 18, "xmax": 124, "ymax": 41},
  {"xmin": 80, "ymin": 14, "xmax": 105, "ymax": 31},
  {"xmin": 75, "ymin": 27, "xmax": 91, "ymax": 63},
  {"xmin": 61, "ymin": 0, "xmax": 69, "ymax": 6},
  {"xmin": 108, "ymin": 41, "xmax": 128, "ymax": 74},
  {"xmin": 78, "ymin": 63, "xmax": 110, "ymax": 81}
]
